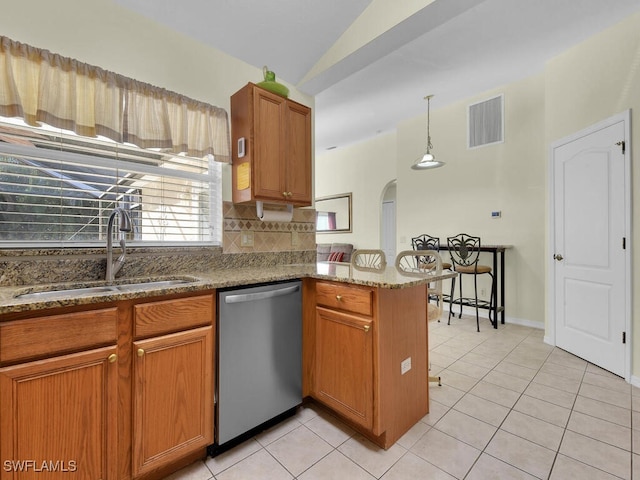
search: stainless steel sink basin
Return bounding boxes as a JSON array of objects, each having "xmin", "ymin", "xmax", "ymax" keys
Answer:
[{"xmin": 14, "ymin": 277, "xmax": 199, "ymax": 300}]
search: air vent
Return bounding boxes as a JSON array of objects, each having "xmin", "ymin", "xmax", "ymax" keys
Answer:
[{"xmin": 468, "ymin": 94, "xmax": 504, "ymax": 149}]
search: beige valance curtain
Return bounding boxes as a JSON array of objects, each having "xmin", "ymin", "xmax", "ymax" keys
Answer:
[{"xmin": 0, "ymin": 36, "xmax": 230, "ymax": 161}]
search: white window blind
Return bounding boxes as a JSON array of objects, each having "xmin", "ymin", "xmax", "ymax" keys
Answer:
[{"xmin": 0, "ymin": 120, "xmax": 222, "ymax": 246}]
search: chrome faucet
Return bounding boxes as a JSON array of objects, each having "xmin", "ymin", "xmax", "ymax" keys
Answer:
[{"xmin": 106, "ymin": 207, "xmax": 132, "ymax": 282}]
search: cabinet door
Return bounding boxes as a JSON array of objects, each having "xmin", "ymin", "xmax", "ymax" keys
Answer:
[
  {"xmin": 285, "ymin": 101, "xmax": 312, "ymax": 205},
  {"xmin": 132, "ymin": 326, "xmax": 213, "ymax": 478},
  {"xmin": 314, "ymin": 307, "xmax": 373, "ymax": 430},
  {"xmin": 0, "ymin": 346, "xmax": 118, "ymax": 480},
  {"xmin": 253, "ymin": 88, "xmax": 287, "ymax": 201}
]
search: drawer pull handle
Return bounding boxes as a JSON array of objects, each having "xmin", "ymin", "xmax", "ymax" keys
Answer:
[
  {"xmin": 363, "ymin": 325, "xmax": 370, "ymax": 332},
  {"xmin": 108, "ymin": 354, "xmax": 117, "ymax": 363},
  {"xmin": 137, "ymin": 348, "xmax": 145, "ymax": 357},
  {"xmin": 336, "ymin": 295, "xmax": 342, "ymax": 301}
]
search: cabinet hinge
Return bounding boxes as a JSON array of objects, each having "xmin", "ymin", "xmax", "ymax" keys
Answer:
[
  {"xmin": 616, "ymin": 140, "xmax": 626, "ymax": 154},
  {"xmin": 623, "ymin": 237, "xmax": 626, "ymax": 249},
  {"xmin": 623, "ymin": 331, "xmax": 626, "ymax": 344}
]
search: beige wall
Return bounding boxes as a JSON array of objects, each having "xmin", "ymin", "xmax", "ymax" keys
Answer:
[
  {"xmin": 317, "ymin": 12, "xmax": 640, "ymax": 345},
  {"xmin": 315, "ymin": 132, "xmax": 397, "ymax": 247},
  {"xmin": 0, "ymin": 0, "xmax": 314, "ymax": 204},
  {"xmin": 545, "ymin": 12, "xmax": 640, "ymax": 376}
]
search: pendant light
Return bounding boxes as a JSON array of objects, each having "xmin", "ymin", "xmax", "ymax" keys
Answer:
[{"xmin": 411, "ymin": 94, "xmax": 445, "ymax": 170}]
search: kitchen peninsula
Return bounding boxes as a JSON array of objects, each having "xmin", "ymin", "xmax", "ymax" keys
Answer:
[{"xmin": 0, "ymin": 261, "xmax": 455, "ymax": 479}]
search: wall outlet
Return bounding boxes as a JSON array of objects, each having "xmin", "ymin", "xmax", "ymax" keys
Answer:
[
  {"xmin": 291, "ymin": 230, "xmax": 299, "ymax": 246},
  {"xmin": 240, "ymin": 230, "xmax": 254, "ymax": 247},
  {"xmin": 401, "ymin": 357, "xmax": 412, "ymax": 375}
]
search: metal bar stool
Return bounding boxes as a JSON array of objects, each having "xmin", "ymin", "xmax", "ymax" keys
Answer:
[{"xmin": 446, "ymin": 233, "xmax": 494, "ymax": 332}]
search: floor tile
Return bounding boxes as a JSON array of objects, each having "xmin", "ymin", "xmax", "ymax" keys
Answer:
[
  {"xmin": 396, "ymin": 418, "xmax": 431, "ymax": 449},
  {"xmin": 579, "ymin": 382, "xmax": 631, "ymax": 409},
  {"xmin": 501, "ymin": 410, "xmax": 564, "ymax": 450},
  {"xmin": 411, "ymin": 428, "xmax": 481, "ymax": 479},
  {"xmin": 582, "ymin": 371, "xmax": 630, "ymax": 394},
  {"xmin": 567, "ymin": 410, "xmax": 631, "ymax": 451},
  {"xmin": 434, "ymin": 408, "xmax": 497, "ymax": 450},
  {"xmin": 447, "ymin": 358, "xmax": 491, "ymax": 379},
  {"xmin": 524, "ymin": 382, "xmax": 576, "ymax": 409},
  {"xmin": 303, "ymin": 410, "xmax": 355, "ymax": 448},
  {"xmin": 254, "ymin": 416, "xmax": 302, "ymax": 447},
  {"xmin": 461, "ymin": 351, "xmax": 502, "ymax": 369},
  {"xmin": 550, "ymin": 454, "xmax": 621, "ymax": 480},
  {"xmin": 485, "ymin": 430, "xmax": 555, "ymax": 479},
  {"xmin": 453, "ymin": 392, "xmax": 510, "ymax": 427},
  {"xmin": 429, "ymin": 384, "xmax": 465, "ymax": 407},
  {"xmin": 205, "ymin": 439, "xmax": 262, "ymax": 475},
  {"xmin": 573, "ymin": 395, "xmax": 631, "ymax": 428},
  {"xmin": 380, "ymin": 452, "xmax": 456, "ymax": 480},
  {"xmin": 215, "ymin": 449, "xmax": 293, "ymax": 480},
  {"xmin": 483, "ymin": 370, "xmax": 530, "ymax": 393},
  {"xmin": 492, "ymin": 360, "xmax": 538, "ymax": 381},
  {"xmin": 539, "ymin": 361, "xmax": 585, "ymax": 381},
  {"xmin": 422, "ymin": 399, "xmax": 450, "ymax": 425},
  {"xmin": 439, "ymin": 368, "xmax": 479, "ymax": 392},
  {"xmin": 266, "ymin": 425, "xmax": 333, "ymax": 477},
  {"xmin": 559, "ymin": 430, "xmax": 631, "ymax": 479},
  {"xmin": 163, "ymin": 461, "xmax": 213, "ymax": 480},
  {"xmin": 513, "ymin": 394, "xmax": 571, "ymax": 428},
  {"xmin": 533, "ymin": 371, "xmax": 581, "ymax": 394},
  {"xmin": 466, "ymin": 453, "xmax": 539, "ymax": 480},
  {"xmin": 469, "ymin": 380, "xmax": 521, "ymax": 408},
  {"xmin": 298, "ymin": 450, "xmax": 375, "ymax": 480},
  {"xmin": 338, "ymin": 434, "xmax": 406, "ymax": 478}
]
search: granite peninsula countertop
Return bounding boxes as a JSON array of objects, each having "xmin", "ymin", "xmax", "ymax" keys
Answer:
[{"xmin": 0, "ymin": 262, "xmax": 457, "ymax": 316}]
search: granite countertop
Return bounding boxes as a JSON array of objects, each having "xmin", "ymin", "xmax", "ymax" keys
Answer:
[{"xmin": 0, "ymin": 263, "xmax": 457, "ymax": 316}]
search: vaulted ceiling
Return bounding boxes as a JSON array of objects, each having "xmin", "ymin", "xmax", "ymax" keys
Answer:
[{"xmin": 114, "ymin": 0, "xmax": 640, "ymax": 152}]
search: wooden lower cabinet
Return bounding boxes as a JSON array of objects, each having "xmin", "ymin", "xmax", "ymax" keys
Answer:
[
  {"xmin": 306, "ymin": 279, "xmax": 429, "ymax": 449},
  {"xmin": 0, "ymin": 345, "xmax": 118, "ymax": 480},
  {"xmin": 132, "ymin": 326, "xmax": 213, "ymax": 478},
  {"xmin": 315, "ymin": 307, "xmax": 373, "ymax": 430}
]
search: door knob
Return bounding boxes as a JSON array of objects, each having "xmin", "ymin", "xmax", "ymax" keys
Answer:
[{"xmin": 553, "ymin": 254, "xmax": 563, "ymax": 261}]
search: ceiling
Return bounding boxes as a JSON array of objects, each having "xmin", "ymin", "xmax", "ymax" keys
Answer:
[{"xmin": 113, "ymin": 0, "xmax": 640, "ymax": 153}]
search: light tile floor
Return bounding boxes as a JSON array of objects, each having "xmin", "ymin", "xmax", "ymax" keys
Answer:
[{"xmin": 164, "ymin": 315, "xmax": 638, "ymax": 480}]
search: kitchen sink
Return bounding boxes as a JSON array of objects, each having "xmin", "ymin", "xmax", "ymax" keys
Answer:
[{"xmin": 14, "ymin": 277, "xmax": 199, "ymax": 300}]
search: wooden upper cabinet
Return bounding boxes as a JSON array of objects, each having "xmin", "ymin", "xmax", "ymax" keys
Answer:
[{"xmin": 231, "ymin": 83, "xmax": 312, "ymax": 206}]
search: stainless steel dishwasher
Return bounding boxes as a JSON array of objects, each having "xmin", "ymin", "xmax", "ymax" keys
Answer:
[{"xmin": 213, "ymin": 280, "xmax": 302, "ymax": 451}]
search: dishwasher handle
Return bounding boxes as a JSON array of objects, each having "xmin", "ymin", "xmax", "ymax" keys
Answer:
[{"xmin": 224, "ymin": 284, "xmax": 300, "ymax": 304}]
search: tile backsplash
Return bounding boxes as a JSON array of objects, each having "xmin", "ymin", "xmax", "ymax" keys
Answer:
[{"xmin": 223, "ymin": 202, "xmax": 316, "ymax": 254}]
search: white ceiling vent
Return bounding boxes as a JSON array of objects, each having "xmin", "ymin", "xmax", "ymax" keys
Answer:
[{"xmin": 468, "ymin": 94, "xmax": 504, "ymax": 149}]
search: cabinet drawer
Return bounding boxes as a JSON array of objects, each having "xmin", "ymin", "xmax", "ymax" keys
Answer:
[
  {"xmin": 134, "ymin": 294, "xmax": 214, "ymax": 338},
  {"xmin": 0, "ymin": 307, "xmax": 118, "ymax": 364},
  {"xmin": 316, "ymin": 282, "xmax": 373, "ymax": 316}
]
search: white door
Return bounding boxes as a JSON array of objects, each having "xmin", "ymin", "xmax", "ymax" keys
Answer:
[
  {"xmin": 551, "ymin": 114, "xmax": 629, "ymax": 378},
  {"xmin": 381, "ymin": 200, "xmax": 396, "ymax": 263}
]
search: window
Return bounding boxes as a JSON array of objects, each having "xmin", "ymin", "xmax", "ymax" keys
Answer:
[{"xmin": 0, "ymin": 119, "xmax": 222, "ymax": 246}]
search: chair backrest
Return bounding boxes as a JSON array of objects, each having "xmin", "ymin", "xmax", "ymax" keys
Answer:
[
  {"xmin": 351, "ymin": 249, "xmax": 386, "ymax": 270},
  {"xmin": 396, "ymin": 249, "xmax": 442, "ymax": 276},
  {"xmin": 411, "ymin": 234, "xmax": 441, "ymax": 252},
  {"xmin": 447, "ymin": 233, "xmax": 481, "ymax": 267}
]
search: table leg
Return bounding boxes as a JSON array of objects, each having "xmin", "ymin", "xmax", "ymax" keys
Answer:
[{"xmin": 492, "ymin": 251, "xmax": 498, "ymax": 328}]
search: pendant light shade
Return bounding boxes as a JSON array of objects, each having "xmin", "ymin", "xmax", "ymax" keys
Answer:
[{"xmin": 411, "ymin": 94, "xmax": 445, "ymax": 170}]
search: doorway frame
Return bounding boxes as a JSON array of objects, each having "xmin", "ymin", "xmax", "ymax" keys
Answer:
[{"xmin": 546, "ymin": 110, "xmax": 631, "ymax": 381}]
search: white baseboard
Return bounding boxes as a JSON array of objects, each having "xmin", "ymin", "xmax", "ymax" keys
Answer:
[
  {"xmin": 443, "ymin": 305, "xmax": 543, "ymax": 330},
  {"xmin": 629, "ymin": 375, "xmax": 640, "ymax": 388}
]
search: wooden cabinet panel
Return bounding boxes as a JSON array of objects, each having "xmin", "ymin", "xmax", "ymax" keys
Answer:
[
  {"xmin": 134, "ymin": 294, "xmax": 213, "ymax": 339},
  {"xmin": 0, "ymin": 308, "xmax": 117, "ymax": 364},
  {"xmin": 231, "ymin": 83, "xmax": 311, "ymax": 206},
  {"xmin": 132, "ymin": 326, "xmax": 213, "ymax": 478},
  {"xmin": 314, "ymin": 307, "xmax": 373, "ymax": 430},
  {"xmin": 0, "ymin": 346, "xmax": 118, "ymax": 480},
  {"xmin": 316, "ymin": 282, "xmax": 373, "ymax": 316}
]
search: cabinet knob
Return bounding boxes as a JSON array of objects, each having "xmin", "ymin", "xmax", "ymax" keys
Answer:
[
  {"xmin": 363, "ymin": 325, "xmax": 370, "ymax": 333},
  {"xmin": 137, "ymin": 348, "xmax": 145, "ymax": 357},
  {"xmin": 108, "ymin": 353, "xmax": 117, "ymax": 363},
  {"xmin": 336, "ymin": 295, "xmax": 342, "ymax": 301}
]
